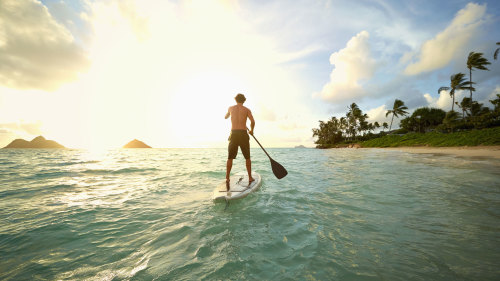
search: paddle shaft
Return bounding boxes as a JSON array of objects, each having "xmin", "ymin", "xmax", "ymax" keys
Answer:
[{"xmin": 247, "ymin": 128, "xmax": 271, "ymax": 159}]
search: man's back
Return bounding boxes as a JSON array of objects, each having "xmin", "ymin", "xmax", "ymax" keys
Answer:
[{"xmin": 228, "ymin": 104, "xmax": 253, "ymax": 130}]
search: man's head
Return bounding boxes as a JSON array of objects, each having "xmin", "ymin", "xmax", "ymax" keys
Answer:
[{"xmin": 235, "ymin": 93, "xmax": 246, "ymax": 104}]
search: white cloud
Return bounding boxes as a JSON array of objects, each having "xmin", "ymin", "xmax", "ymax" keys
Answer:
[
  {"xmin": 0, "ymin": 121, "xmax": 42, "ymax": 135},
  {"xmin": 317, "ymin": 31, "xmax": 377, "ymax": 103},
  {"xmin": 423, "ymin": 90, "xmax": 469, "ymax": 110},
  {"xmin": 0, "ymin": 0, "xmax": 90, "ymax": 91},
  {"xmin": 366, "ymin": 104, "xmax": 390, "ymax": 124},
  {"xmin": 487, "ymin": 86, "xmax": 500, "ymax": 101},
  {"xmin": 404, "ymin": 3, "xmax": 486, "ymax": 75},
  {"xmin": 0, "ymin": 121, "xmax": 43, "ymax": 147}
]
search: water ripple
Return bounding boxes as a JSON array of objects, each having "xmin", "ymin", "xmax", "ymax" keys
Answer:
[{"xmin": 0, "ymin": 148, "xmax": 499, "ymax": 280}]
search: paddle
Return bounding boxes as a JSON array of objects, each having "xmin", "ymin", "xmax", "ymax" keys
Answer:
[{"xmin": 247, "ymin": 128, "xmax": 288, "ymax": 179}]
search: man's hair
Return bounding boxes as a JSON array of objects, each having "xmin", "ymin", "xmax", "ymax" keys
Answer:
[{"xmin": 235, "ymin": 93, "xmax": 246, "ymax": 103}]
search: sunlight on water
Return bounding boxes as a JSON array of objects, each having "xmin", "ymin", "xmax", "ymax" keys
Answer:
[{"xmin": 0, "ymin": 148, "xmax": 499, "ymax": 280}]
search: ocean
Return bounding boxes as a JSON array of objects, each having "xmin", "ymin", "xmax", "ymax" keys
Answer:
[{"xmin": 0, "ymin": 148, "xmax": 499, "ymax": 280}]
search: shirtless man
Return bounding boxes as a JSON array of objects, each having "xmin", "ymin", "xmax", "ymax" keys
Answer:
[{"xmin": 224, "ymin": 93, "xmax": 255, "ymax": 190}]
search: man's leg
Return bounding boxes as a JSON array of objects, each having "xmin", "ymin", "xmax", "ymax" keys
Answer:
[
  {"xmin": 227, "ymin": 135, "xmax": 238, "ymax": 189},
  {"xmin": 226, "ymin": 159, "xmax": 233, "ymax": 181},
  {"xmin": 226, "ymin": 159, "xmax": 233, "ymax": 191},
  {"xmin": 246, "ymin": 158, "xmax": 255, "ymax": 183},
  {"xmin": 241, "ymin": 135, "xmax": 254, "ymax": 183}
]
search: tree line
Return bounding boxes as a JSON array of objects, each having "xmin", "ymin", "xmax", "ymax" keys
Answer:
[{"xmin": 313, "ymin": 44, "xmax": 500, "ymax": 148}]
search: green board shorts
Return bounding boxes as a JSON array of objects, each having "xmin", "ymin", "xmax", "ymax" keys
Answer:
[{"xmin": 228, "ymin": 130, "xmax": 250, "ymax": 159}]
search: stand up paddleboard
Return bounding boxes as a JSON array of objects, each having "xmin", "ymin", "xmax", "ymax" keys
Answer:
[{"xmin": 213, "ymin": 172, "xmax": 262, "ymax": 201}]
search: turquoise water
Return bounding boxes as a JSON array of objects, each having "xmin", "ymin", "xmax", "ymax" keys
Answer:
[{"xmin": 0, "ymin": 148, "xmax": 499, "ymax": 280}]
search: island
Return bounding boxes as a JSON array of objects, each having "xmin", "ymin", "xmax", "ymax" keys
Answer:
[
  {"xmin": 123, "ymin": 139, "xmax": 152, "ymax": 148},
  {"xmin": 3, "ymin": 136, "xmax": 65, "ymax": 148},
  {"xmin": 294, "ymin": 145, "xmax": 307, "ymax": 148}
]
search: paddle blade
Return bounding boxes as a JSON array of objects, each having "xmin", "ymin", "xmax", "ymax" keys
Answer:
[{"xmin": 270, "ymin": 158, "xmax": 288, "ymax": 179}]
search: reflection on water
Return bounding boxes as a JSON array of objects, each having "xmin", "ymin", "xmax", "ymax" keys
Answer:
[{"xmin": 0, "ymin": 148, "xmax": 499, "ymax": 280}]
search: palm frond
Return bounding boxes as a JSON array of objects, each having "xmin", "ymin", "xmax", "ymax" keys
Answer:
[{"xmin": 467, "ymin": 51, "xmax": 491, "ymax": 70}]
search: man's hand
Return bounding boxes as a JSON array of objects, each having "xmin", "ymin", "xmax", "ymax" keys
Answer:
[{"xmin": 248, "ymin": 130, "xmax": 254, "ymax": 136}]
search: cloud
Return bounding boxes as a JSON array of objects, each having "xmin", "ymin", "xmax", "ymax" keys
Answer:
[
  {"xmin": 317, "ymin": 31, "xmax": 377, "ymax": 103},
  {"xmin": 0, "ymin": 120, "xmax": 43, "ymax": 147},
  {"xmin": 0, "ymin": 121, "xmax": 43, "ymax": 135},
  {"xmin": 403, "ymin": 3, "xmax": 486, "ymax": 75},
  {"xmin": 0, "ymin": 0, "xmax": 90, "ymax": 91},
  {"xmin": 366, "ymin": 104, "xmax": 390, "ymax": 124},
  {"xmin": 487, "ymin": 86, "xmax": 500, "ymax": 101},
  {"xmin": 423, "ymin": 89, "xmax": 469, "ymax": 111}
]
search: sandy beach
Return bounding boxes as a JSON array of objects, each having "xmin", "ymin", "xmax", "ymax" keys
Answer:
[{"xmin": 382, "ymin": 146, "xmax": 500, "ymax": 159}]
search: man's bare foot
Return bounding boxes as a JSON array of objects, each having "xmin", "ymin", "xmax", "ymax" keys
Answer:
[
  {"xmin": 248, "ymin": 177, "xmax": 255, "ymax": 186},
  {"xmin": 226, "ymin": 179, "xmax": 230, "ymax": 191}
]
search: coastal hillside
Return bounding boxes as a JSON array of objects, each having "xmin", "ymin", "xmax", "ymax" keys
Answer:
[
  {"xmin": 123, "ymin": 139, "xmax": 152, "ymax": 148},
  {"xmin": 3, "ymin": 136, "xmax": 65, "ymax": 149}
]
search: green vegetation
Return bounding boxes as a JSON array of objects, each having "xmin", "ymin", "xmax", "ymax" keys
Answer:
[
  {"xmin": 312, "ymin": 94, "xmax": 500, "ymax": 148},
  {"xmin": 361, "ymin": 127, "xmax": 500, "ymax": 147},
  {"xmin": 312, "ymin": 46, "xmax": 500, "ymax": 148},
  {"xmin": 312, "ymin": 102, "xmax": 378, "ymax": 148}
]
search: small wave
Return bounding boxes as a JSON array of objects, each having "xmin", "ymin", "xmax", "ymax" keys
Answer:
[
  {"xmin": 46, "ymin": 160, "xmax": 101, "ymax": 167},
  {"xmin": 81, "ymin": 167, "xmax": 159, "ymax": 175},
  {"xmin": 194, "ymin": 171, "xmax": 224, "ymax": 177},
  {"xmin": 23, "ymin": 171, "xmax": 79, "ymax": 180},
  {"xmin": 0, "ymin": 184, "xmax": 77, "ymax": 199}
]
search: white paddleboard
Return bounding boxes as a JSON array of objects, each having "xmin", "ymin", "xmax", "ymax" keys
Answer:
[{"xmin": 213, "ymin": 172, "xmax": 262, "ymax": 201}]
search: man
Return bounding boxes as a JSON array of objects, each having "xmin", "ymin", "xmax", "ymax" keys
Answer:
[{"xmin": 225, "ymin": 93, "xmax": 255, "ymax": 190}]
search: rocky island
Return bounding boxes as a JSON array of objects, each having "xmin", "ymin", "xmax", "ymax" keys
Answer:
[
  {"xmin": 123, "ymin": 139, "xmax": 152, "ymax": 148},
  {"xmin": 3, "ymin": 136, "xmax": 65, "ymax": 149}
]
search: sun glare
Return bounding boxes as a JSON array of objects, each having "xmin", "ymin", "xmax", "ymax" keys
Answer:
[
  {"xmin": 167, "ymin": 69, "xmax": 250, "ymax": 147},
  {"xmin": 0, "ymin": 0, "xmax": 312, "ymax": 149}
]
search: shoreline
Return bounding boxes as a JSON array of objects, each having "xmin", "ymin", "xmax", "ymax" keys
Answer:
[{"xmin": 378, "ymin": 146, "xmax": 500, "ymax": 159}]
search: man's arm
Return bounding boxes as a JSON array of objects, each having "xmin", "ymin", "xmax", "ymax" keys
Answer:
[
  {"xmin": 248, "ymin": 109, "xmax": 255, "ymax": 135},
  {"xmin": 225, "ymin": 107, "xmax": 231, "ymax": 119}
]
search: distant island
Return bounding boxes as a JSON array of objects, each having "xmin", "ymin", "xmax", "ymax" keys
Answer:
[
  {"xmin": 3, "ymin": 136, "xmax": 65, "ymax": 149},
  {"xmin": 295, "ymin": 145, "xmax": 307, "ymax": 148},
  {"xmin": 123, "ymin": 139, "xmax": 152, "ymax": 148}
]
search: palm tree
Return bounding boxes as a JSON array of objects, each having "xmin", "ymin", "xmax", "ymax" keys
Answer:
[
  {"xmin": 385, "ymin": 99, "xmax": 409, "ymax": 131},
  {"xmin": 494, "ymin": 42, "xmax": 500, "ymax": 60},
  {"xmin": 438, "ymin": 73, "xmax": 474, "ymax": 111},
  {"xmin": 382, "ymin": 122, "xmax": 388, "ymax": 132},
  {"xmin": 339, "ymin": 117, "xmax": 347, "ymax": 139},
  {"xmin": 456, "ymin": 97, "xmax": 471, "ymax": 118},
  {"xmin": 466, "ymin": 52, "xmax": 491, "ymax": 116},
  {"xmin": 443, "ymin": 110, "xmax": 460, "ymax": 133},
  {"xmin": 346, "ymin": 103, "xmax": 361, "ymax": 140}
]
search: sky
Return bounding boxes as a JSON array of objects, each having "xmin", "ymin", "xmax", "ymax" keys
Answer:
[{"xmin": 0, "ymin": 0, "xmax": 499, "ymax": 149}]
